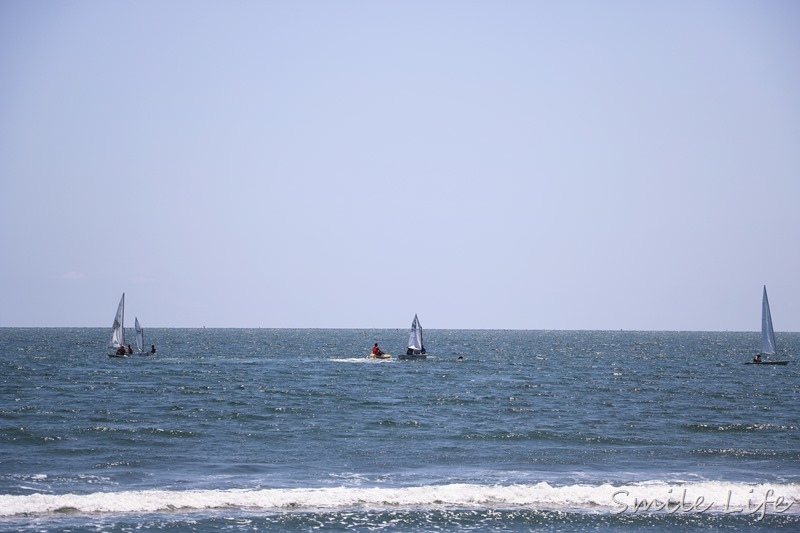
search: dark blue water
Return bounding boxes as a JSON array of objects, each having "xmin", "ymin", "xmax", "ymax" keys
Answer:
[{"xmin": 1, "ymin": 328, "xmax": 798, "ymax": 531}]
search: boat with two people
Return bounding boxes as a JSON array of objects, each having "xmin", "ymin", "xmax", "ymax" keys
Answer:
[
  {"xmin": 107, "ymin": 294, "xmax": 155, "ymax": 357},
  {"xmin": 747, "ymin": 285, "xmax": 789, "ymax": 365},
  {"xmin": 401, "ymin": 314, "xmax": 427, "ymax": 359}
]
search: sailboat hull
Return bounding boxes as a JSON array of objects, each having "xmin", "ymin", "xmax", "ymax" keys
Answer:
[{"xmin": 745, "ymin": 361, "xmax": 789, "ymax": 365}]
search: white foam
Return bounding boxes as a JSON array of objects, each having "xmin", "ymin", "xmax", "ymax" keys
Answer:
[
  {"xmin": 330, "ymin": 357, "xmax": 395, "ymax": 363},
  {"xmin": 1, "ymin": 481, "xmax": 797, "ymax": 518}
]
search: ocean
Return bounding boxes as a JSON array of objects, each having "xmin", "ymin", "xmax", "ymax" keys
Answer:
[{"xmin": 1, "ymin": 328, "xmax": 798, "ymax": 531}]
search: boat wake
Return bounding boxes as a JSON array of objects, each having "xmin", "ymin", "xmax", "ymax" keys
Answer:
[{"xmin": 331, "ymin": 357, "xmax": 394, "ymax": 363}]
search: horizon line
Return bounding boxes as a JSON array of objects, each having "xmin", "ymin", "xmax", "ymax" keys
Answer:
[{"xmin": 0, "ymin": 326, "xmax": 791, "ymax": 334}]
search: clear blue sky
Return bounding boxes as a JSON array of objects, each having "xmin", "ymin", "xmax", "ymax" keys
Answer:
[{"xmin": 1, "ymin": 1, "xmax": 798, "ymax": 330}]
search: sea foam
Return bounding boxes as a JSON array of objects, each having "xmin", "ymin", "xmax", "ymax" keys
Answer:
[{"xmin": 1, "ymin": 482, "xmax": 797, "ymax": 518}]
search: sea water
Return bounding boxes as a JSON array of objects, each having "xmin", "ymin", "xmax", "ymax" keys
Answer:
[{"xmin": 1, "ymin": 328, "xmax": 798, "ymax": 531}]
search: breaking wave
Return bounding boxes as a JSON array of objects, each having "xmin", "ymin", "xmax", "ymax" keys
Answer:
[{"xmin": 2, "ymin": 481, "xmax": 797, "ymax": 518}]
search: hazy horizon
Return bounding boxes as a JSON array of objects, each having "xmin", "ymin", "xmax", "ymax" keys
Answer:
[{"xmin": 2, "ymin": 323, "xmax": 797, "ymax": 335}]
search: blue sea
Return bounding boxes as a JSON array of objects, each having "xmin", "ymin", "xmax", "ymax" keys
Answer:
[{"xmin": 1, "ymin": 328, "xmax": 798, "ymax": 531}]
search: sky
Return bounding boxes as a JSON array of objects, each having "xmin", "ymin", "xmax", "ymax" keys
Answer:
[{"xmin": 1, "ymin": 1, "xmax": 799, "ymax": 331}]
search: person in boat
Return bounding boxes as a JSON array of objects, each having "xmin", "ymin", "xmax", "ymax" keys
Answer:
[
  {"xmin": 150, "ymin": 345, "xmax": 156, "ymax": 354},
  {"xmin": 116, "ymin": 346, "xmax": 126, "ymax": 356},
  {"xmin": 753, "ymin": 354, "xmax": 762, "ymax": 363},
  {"xmin": 372, "ymin": 343, "xmax": 384, "ymax": 357},
  {"xmin": 127, "ymin": 344, "xmax": 134, "ymax": 355}
]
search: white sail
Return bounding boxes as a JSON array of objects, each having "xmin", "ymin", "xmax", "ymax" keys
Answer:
[
  {"xmin": 135, "ymin": 317, "xmax": 144, "ymax": 353},
  {"xmin": 108, "ymin": 293, "xmax": 125, "ymax": 350},
  {"xmin": 407, "ymin": 314, "xmax": 425, "ymax": 352},
  {"xmin": 761, "ymin": 285, "xmax": 776, "ymax": 355}
]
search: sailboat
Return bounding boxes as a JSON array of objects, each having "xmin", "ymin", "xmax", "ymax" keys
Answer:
[
  {"xmin": 401, "ymin": 314, "xmax": 427, "ymax": 359},
  {"xmin": 135, "ymin": 317, "xmax": 144, "ymax": 354},
  {"xmin": 107, "ymin": 293, "xmax": 127, "ymax": 357},
  {"xmin": 748, "ymin": 285, "xmax": 789, "ymax": 365}
]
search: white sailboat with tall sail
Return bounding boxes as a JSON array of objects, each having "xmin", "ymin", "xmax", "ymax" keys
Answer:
[
  {"xmin": 749, "ymin": 285, "xmax": 789, "ymax": 365},
  {"xmin": 135, "ymin": 317, "xmax": 144, "ymax": 354},
  {"xmin": 108, "ymin": 293, "xmax": 127, "ymax": 357},
  {"xmin": 401, "ymin": 314, "xmax": 427, "ymax": 359}
]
